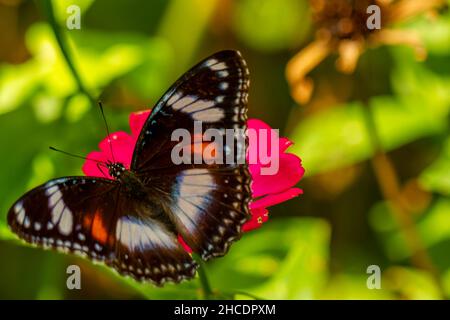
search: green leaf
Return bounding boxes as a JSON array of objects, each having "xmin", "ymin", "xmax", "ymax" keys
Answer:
[
  {"xmin": 51, "ymin": 0, "xmax": 95, "ymax": 26},
  {"xmin": 383, "ymin": 267, "xmax": 442, "ymax": 300},
  {"xmin": 320, "ymin": 274, "xmax": 392, "ymax": 299},
  {"xmin": 370, "ymin": 197, "xmax": 450, "ymax": 261},
  {"xmin": 0, "ymin": 221, "xmax": 15, "ymax": 241},
  {"xmin": 233, "ymin": 0, "xmax": 311, "ymax": 52},
  {"xmin": 420, "ymin": 136, "xmax": 450, "ymax": 196},
  {"xmin": 404, "ymin": 5, "xmax": 450, "ymax": 56},
  {"xmin": 95, "ymin": 264, "xmax": 200, "ymax": 299},
  {"xmin": 207, "ymin": 218, "xmax": 330, "ymax": 299},
  {"xmin": 289, "ymin": 102, "xmax": 372, "ymax": 176}
]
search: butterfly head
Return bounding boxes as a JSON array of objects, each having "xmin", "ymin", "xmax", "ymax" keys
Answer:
[{"xmin": 107, "ymin": 162, "xmax": 126, "ymax": 179}]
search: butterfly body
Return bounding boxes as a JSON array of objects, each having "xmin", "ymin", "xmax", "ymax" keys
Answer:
[
  {"xmin": 107, "ymin": 162, "xmax": 126, "ymax": 179},
  {"xmin": 7, "ymin": 50, "xmax": 251, "ymax": 286},
  {"xmin": 108, "ymin": 163, "xmax": 149, "ymax": 200}
]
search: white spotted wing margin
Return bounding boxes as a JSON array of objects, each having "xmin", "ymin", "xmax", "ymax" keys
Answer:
[{"xmin": 7, "ymin": 176, "xmax": 198, "ymax": 286}]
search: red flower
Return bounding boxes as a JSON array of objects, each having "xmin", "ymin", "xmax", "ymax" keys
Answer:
[
  {"xmin": 82, "ymin": 111, "xmax": 304, "ymax": 249},
  {"xmin": 244, "ymin": 119, "xmax": 304, "ymax": 231}
]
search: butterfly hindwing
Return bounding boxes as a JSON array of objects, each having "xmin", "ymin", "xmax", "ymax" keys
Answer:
[
  {"xmin": 111, "ymin": 194, "xmax": 197, "ymax": 284},
  {"xmin": 7, "ymin": 177, "xmax": 197, "ymax": 285},
  {"xmin": 164, "ymin": 167, "xmax": 251, "ymax": 260},
  {"xmin": 131, "ymin": 50, "xmax": 252, "ymax": 260}
]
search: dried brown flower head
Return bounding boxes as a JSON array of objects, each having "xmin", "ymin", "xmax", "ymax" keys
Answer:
[{"xmin": 286, "ymin": 0, "xmax": 446, "ymax": 104}]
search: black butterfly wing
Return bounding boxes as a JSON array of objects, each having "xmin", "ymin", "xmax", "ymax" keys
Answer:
[
  {"xmin": 7, "ymin": 177, "xmax": 197, "ymax": 285},
  {"xmin": 130, "ymin": 50, "xmax": 252, "ymax": 260}
]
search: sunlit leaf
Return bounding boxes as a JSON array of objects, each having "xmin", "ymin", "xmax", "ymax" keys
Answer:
[
  {"xmin": 420, "ymin": 136, "xmax": 450, "ymax": 196},
  {"xmin": 233, "ymin": 0, "xmax": 311, "ymax": 52},
  {"xmin": 383, "ymin": 266, "xmax": 442, "ymax": 299},
  {"xmin": 371, "ymin": 197, "xmax": 450, "ymax": 261},
  {"xmin": 65, "ymin": 93, "xmax": 91, "ymax": 122},
  {"xmin": 205, "ymin": 218, "xmax": 330, "ymax": 299},
  {"xmin": 405, "ymin": 6, "xmax": 450, "ymax": 55},
  {"xmin": 0, "ymin": 221, "xmax": 15, "ymax": 241},
  {"xmin": 157, "ymin": 0, "xmax": 219, "ymax": 73},
  {"xmin": 319, "ymin": 274, "xmax": 392, "ymax": 299},
  {"xmin": 51, "ymin": 0, "xmax": 95, "ymax": 26}
]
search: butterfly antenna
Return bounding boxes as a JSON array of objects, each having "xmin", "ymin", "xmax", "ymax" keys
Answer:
[
  {"xmin": 49, "ymin": 146, "xmax": 106, "ymax": 166},
  {"xmin": 98, "ymin": 101, "xmax": 116, "ymax": 163}
]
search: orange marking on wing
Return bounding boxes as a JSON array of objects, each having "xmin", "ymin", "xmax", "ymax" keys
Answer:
[
  {"xmin": 84, "ymin": 210, "xmax": 108, "ymax": 244},
  {"xmin": 190, "ymin": 133, "xmax": 218, "ymax": 161},
  {"xmin": 201, "ymin": 142, "xmax": 218, "ymax": 160}
]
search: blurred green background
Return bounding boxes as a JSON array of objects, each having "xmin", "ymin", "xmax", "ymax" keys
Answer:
[{"xmin": 0, "ymin": 0, "xmax": 449, "ymax": 299}]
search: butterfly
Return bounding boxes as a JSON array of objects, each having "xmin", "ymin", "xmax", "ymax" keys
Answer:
[{"xmin": 7, "ymin": 50, "xmax": 251, "ymax": 286}]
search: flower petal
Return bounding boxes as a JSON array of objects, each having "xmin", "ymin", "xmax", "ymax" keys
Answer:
[
  {"xmin": 250, "ymin": 188, "xmax": 303, "ymax": 210},
  {"xmin": 279, "ymin": 137, "xmax": 293, "ymax": 153},
  {"xmin": 243, "ymin": 188, "xmax": 302, "ymax": 233},
  {"xmin": 247, "ymin": 118, "xmax": 304, "ymax": 197},
  {"xmin": 98, "ymin": 131, "xmax": 135, "ymax": 169},
  {"xmin": 250, "ymin": 152, "xmax": 304, "ymax": 198},
  {"xmin": 82, "ymin": 151, "xmax": 111, "ymax": 179},
  {"xmin": 129, "ymin": 110, "xmax": 151, "ymax": 139},
  {"xmin": 248, "ymin": 118, "xmax": 271, "ymax": 131},
  {"xmin": 243, "ymin": 207, "xmax": 268, "ymax": 232},
  {"xmin": 177, "ymin": 235, "xmax": 193, "ymax": 254},
  {"xmin": 247, "ymin": 118, "xmax": 279, "ymax": 157}
]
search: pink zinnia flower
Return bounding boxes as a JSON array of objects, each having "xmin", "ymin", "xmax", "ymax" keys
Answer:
[
  {"xmin": 244, "ymin": 119, "xmax": 304, "ymax": 231},
  {"xmin": 82, "ymin": 111, "xmax": 304, "ymax": 248}
]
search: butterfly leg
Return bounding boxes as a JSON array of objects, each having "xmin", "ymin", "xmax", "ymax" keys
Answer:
[{"xmin": 96, "ymin": 162, "xmax": 109, "ymax": 178}]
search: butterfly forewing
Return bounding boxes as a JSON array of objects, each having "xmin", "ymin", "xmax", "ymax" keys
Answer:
[
  {"xmin": 131, "ymin": 50, "xmax": 252, "ymax": 260},
  {"xmin": 132, "ymin": 50, "xmax": 250, "ymax": 170},
  {"xmin": 7, "ymin": 177, "xmax": 197, "ymax": 285},
  {"xmin": 8, "ymin": 177, "xmax": 117, "ymax": 257}
]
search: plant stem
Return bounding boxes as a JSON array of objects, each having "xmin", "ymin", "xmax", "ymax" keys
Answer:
[
  {"xmin": 361, "ymin": 105, "xmax": 445, "ymax": 297},
  {"xmin": 42, "ymin": 0, "xmax": 95, "ymax": 104},
  {"xmin": 228, "ymin": 290, "xmax": 264, "ymax": 300},
  {"xmin": 194, "ymin": 255, "xmax": 213, "ymax": 299}
]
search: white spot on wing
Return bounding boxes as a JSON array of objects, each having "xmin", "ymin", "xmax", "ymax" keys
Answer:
[
  {"xmin": 118, "ymin": 216, "xmax": 177, "ymax": 251},
  {"xmin": 14, "ymin": 202, "xmax": 23, "ymax": 214},
  {"xmin": 210, "ymin": 62, "xmax": 227, "ymax": 71},
  {"xmin": 16, "ymin": 210, "xmax": 25, "ymax": 225},
  {"xmin": 58, "ymin": 207, "xmax": 73, "ymax": 236},
  {"xmin": 182, "ymin": 100, "xmax": 215, "ymax": 113},
  {"xmin": 192, "ymin": 108, "xmax": 224, "ymax": 122},
  {"xmin": 51, "ymin": 201, "xmax": 64, "ymax": 224},
  {"xmin": 48, "ymin": 187, "xmax": 62, "ymax": 208},
  {"xmin": 24, "ymin": 217, "xmax": 30, "ymax": 228},
  {"xmin": 172, "ymin": 96, "xmax": 196, "ymax": 110},
  {"xmin": 167, "ymin": 92, "xmax": 182, "ymax": 106},
  {"xmin": 171, "ymin": 170, "xmax": 213, "ymax": 233},
  {"xmin": 45, "ymin": 185, "xmax": 58, "ymax": 196},
  {"xmin": 217, "ymin": 70, "xmax": 229, "ymax": 78},
  {"xmin": 205, "ymin": 58, "xmax": 218, "ymax": 67},
  {"xmin": 15, "ymin": 202, "xmax": 25, "ymax": 225}
]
